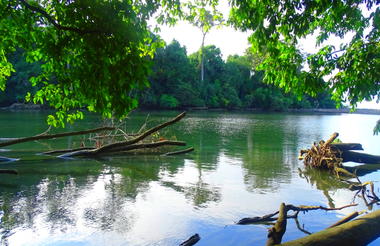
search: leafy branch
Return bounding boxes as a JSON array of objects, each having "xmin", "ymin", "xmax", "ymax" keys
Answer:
[{"xmin": 19, "ymin": 0, "xmax": 104, "ymax": 35}]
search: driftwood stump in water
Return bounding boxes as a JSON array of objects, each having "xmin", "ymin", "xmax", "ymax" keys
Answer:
[{"xmin": 299, "ymin": 132, "xmax": 380, "ymax": 176}]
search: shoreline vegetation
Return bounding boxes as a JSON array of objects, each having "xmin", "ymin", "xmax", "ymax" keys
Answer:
[{"xmin": 2, "ymin": 103, "xmax": 380, "ymax": 116}]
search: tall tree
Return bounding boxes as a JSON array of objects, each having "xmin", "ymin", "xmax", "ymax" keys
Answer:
[
  {"xmin": 140, "ymin": 39, "xmax": 201, "ymax": 108},
  {"xmin": 185, "ymin": 0, "xmax": 223, "ymax": 82}
]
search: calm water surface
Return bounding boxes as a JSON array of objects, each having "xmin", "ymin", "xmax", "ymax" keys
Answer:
[{"xmin": 0, "ymin": 111, "xmax": 379, "ymax": 246}]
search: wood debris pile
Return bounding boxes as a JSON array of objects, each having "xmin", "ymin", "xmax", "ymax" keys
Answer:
[{"xmin": 299, "ymin": 132, "xmax": 343, "ymax": 170}]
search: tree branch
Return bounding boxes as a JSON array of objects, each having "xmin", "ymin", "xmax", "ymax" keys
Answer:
[
  {"xmin": 19, "ymin": 0, "xmax": 104, "ymax": 35},
  {"xmin": 90, "ymin": 112, "xmax": 186, "ymax": 155},
  {"xmin": 0, "ymin": 126, "xmax": 115, "ymax": 147}
]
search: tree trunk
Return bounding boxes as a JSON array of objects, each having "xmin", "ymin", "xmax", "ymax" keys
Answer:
[{"xmin": 200, "ymin": 32, "xmax": 206, "ymax": 82}]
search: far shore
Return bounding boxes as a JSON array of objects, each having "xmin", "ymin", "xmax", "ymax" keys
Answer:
[{"xmin": 1, "ymin": 103, "xmax": 380, "ymax": 116}]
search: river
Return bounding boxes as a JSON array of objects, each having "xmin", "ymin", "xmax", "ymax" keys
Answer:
[{"xmin": 0, "ymin": 110, "xmax": 379, "ymax": 246}]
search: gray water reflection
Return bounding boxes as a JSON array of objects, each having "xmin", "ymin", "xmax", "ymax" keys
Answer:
[{"xmin": 0, "ymin": 111, "xmax": 379, "ymax": 245}]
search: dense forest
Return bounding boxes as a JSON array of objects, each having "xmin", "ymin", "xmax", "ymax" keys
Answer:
[{"xmin": 1, "ymin": 40, "xmax": 337, "ymax": 111}]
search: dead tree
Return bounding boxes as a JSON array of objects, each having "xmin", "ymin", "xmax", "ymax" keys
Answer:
[{"xmin": 55, "ymin": 112, "xmax": 193, "ymax": 158}]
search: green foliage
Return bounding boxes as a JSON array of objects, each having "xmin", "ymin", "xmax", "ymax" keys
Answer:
[
  {"xmin": 0, "ymin": 49, "xmax": 40, "ymax": 106},
  {"xmin": 1, "ymin": 0, "xmax": 359, "ymax": 128},
  {"xmin": 5, "ymin": 39, "xmax": 337, "ymax": 113},
  {"xmin": 139, "ymin": 40, "xmax": 201, "ymax": 108},
  {"xmin": 0, "ymin": 0, "xmax": 169, "ymax": 126},
  {"xmin": 229, "ymin": 0, "xmax": 380, "ymax": 107},
  {"xmin": 159, "ymin": 94, "xmax": 179, "ymax": 108},
  {"xmin": 139, "ymin": 40, "xmax": 336, "ymax": 111},
  {"xmin": 184, "ymin": 0, "xmax": 224, "ymax": 35}
]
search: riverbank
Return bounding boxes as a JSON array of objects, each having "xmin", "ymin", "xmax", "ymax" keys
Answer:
[
  {"xmin": 287, "ymin": 108, "xmax": 380, "ymax": 115},
  {"xmin": 185, "ymin": 107, "xmax": 380, "ymax": 115},
  {"xmin": 2, "ymin": 103, "xmax": 380, "ymax": 116}
]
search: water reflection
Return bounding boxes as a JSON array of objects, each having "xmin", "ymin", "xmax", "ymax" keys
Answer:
[{"xmin": 0, "ymin": 111, "xmax": 379, "ymax": 245}]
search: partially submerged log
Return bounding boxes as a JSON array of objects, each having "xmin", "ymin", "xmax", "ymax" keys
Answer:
[
  {"xmin": 266, "ymin": 203, "xmax": 287, "ymax": 246},
  {"xmin": 0, "ymin": 126, "xmax": 115, "ymax": 148},
  {"xmin": 57, "ymin": 112, "xmax": 192, "ymax": 158},
  {"xmin": 341, "ymin": 151, "xmax": 380, "ymax": 164},
  {"xmin": 0, "ymin": 169, "xmax": 18, "ymax": 174},
  {"xmin": 330, "ymin": 143, "xmax": 363, "ymax": 151},
  {"xmin": 263, "ymin": 203, "xmax": 358, "ymax": 246},
  {"xmin": 299, "ymin": 132, "xmax": 343, "ymax": 172},
  {"xmin": 0, "ymin": 112, "xmax": 193, "ymax": 160},
  {"xmin": 43, "ymin": 147, "xmax": 95, "ymax": 155},
  {"xmin": 327, "ymin": 211, "xmax": 363, "ymax": 229},
  {"xmin": 179, "ymin": 234, "xmax": 200, "ymax": 246},
  {"xmin": 280, "ymin": 209, "xmax": 380, "ymax": 246},
  {"xmin": 299, "ymin": 132, "xmax": 380, "ymax": 176},
  {"xmin": 163, "ymin": 147, "xmax": 194, "ymax": 156},
  {"xmin": 59, "ymin": 140, "xmax": 187, "ymax": 158}
]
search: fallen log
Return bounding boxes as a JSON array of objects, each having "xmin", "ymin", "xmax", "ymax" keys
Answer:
[
  {"xmin": 280, "ymin": 209, "xmax": 380, "ymax": 246},
  {"xmin": 179, "ymin": 233, "xmax": 200, "ymax": 246},
  {"xmin": 163, "ymin": 147, "xmax": 194, "ymax": 156},
  {"xmin": 0, "ymin": 169, "xmax": 18, "ymax": 174},
  {"xmin": 0, "ymin": 126, "xmax": 115, "ymax": 147},
  {"xmin": 327, "ymin": 211, "xmax": 363, "ymax": 228},
  {"xmin": 237, "ymin": 211, "xmax": 299, "ymax": 225},
  {"xmin": 43, "ymin": 147, "xmax": 95, "ymax": 155},
  {"xmin": 59, "ymin": 140, "xmax": 187, "ymax": 158},
  {"xmin": 266, "ymin": 203, "xmax": 287, "ymax": 246},
  {"xmin": 90, "ymin": 112, "xmax": 186, "ymax": 155},
  {"xmin": 237, "ymin": 211, "xmax": 279, "ymax": 225},
  {"xmin": 341, "ymin": 151, "xmax": 380, "ymax": 164},
  {"xmin": 58, "ymin": 112, "xmax": 187, "ymax": 157},
  {"xmin": 331, "ymin": 143, "xmax": 363, "ymax": 151}
]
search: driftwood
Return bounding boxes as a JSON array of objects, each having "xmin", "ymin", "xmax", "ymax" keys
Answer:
[
  {"xmin": 179, "ymin": 234, "xmax": 200, "ymax": 246},
  {"xmin": 341, "ymin": 151, "xmax": 380, "ymax": 164},
  {"xmin": 58, "ymin": 112, "xmax": 190, "ymax": 158},
  {"xmin": 331, "ymin": 143, "xmax": 363, "ymax": 151},
  {"xmin": 0, "ymin": 169, "xmax": 18, "ymax": 174},
  {"xmin": 280, "ymin": 209, "xmax": 380, "ymax": 246},
  {"xmin": 1, "ymin": 112, "xmax": 192, "ymax": 160},
  {"xmin": 264, "ymin": 203, "xmax": 358, "ymax": 246},
  {"xmin": 163, "ymin": 147, "xmax": 194, "ymax": 156},
  {"xmin": 0, "ymin": 126, "xmax": 115, "ymax": 147},
  {"xmin": 327, "ymin": 211, "xmax": 364, "ymax": 228},
  {"xmin": 43, "ymin": 147, "xmax": 95, "ymax": 155},
  {"xmin": 299, "ymin": 132, "xmax": 345, "ymax": 175},
  {"xmin": 236, "ymin": 211, "xmax": 299, "ymax": 225},
  {"xmin": 266, "ymin": 203, "xmax": 287, "ymax": 246},
  {"xmin": 299, "ymin": 132, "xmax": 380, "ymax": 178},
  {"xmin": 59, "ymin": 140, "xmax": 187, "ymax": 158}
]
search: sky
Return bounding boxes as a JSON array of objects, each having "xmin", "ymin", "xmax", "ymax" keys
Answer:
[{"xmin": 155, "ymin": 2, "xmax": 380, "ymax": 110}]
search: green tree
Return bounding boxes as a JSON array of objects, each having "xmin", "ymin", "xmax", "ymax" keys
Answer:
[
  {"xmin": 140, "ymin": 40, "xmax": 202, "ymax": 108},
  {"xmin": 185, "ymin": 0, "xmax": 223, "ymax": 82},
  {"xmin": 189, "ymin": 45, "xmax": 226, "ymax": 106},
  {"xmin": 0, "ymin": 49, "xmax": 40, "ymax": 106},
  {"xmin": 229, "ymin": 0, "xmax": 379, "ymax": 130},
  {"xmin": 0, "ymin": 0, "xmax": 176, "ymax": 126}
]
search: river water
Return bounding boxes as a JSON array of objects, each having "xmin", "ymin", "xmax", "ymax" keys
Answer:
[{"xmin": 0, "ymin": 111, "xmax": 379, "ymax": 246}]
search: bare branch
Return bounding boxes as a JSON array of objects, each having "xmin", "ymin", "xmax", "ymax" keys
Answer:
[{"xmin": 0, "ymin": 126, "xmax": 115, "ymax": 147}]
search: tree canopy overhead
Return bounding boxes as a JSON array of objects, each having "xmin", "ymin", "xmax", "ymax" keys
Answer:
[
  {"xmin": 0, "ymin": 0, "xmax": 177, "ymax": 126},
  {"xmin": 229, "ymin": 0, "xmax": 379, "ymax": 106},
  {"xmin": 0, "ymin": 0, "xmax": 379, "ymax": 128}
]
